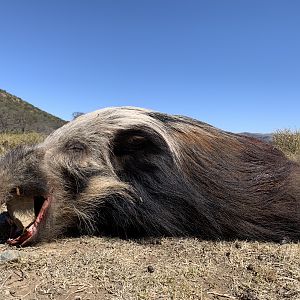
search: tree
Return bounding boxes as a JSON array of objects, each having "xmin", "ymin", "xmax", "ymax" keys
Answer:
[{"xmin": 72, "ymin": 112, "xmax": 84, "ymax": 120}]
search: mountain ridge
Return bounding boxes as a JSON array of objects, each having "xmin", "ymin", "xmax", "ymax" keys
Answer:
[{"xmin": 0, "ymin": 89, "xmax": 66, "ymax": 134}]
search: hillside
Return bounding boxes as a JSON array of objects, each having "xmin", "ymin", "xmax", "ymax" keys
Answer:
[
  {"xmin": 0, "ymin": 89, "xmax": 66, "ymax": 134},
  {"xmin": 240, "ymin": 132, "xmax": 273, "ymax": 143}
]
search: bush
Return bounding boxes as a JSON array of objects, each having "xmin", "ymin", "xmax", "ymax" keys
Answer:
[
  {"xmin": 0, "ymin": 132, "xmax": 45, "ymax": 155},
  {"xmin": 273, "ymin": 129, "xmax": 300, "ymax": 161}
]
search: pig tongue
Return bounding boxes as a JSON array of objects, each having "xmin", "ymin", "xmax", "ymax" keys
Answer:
[{"xmin": 7, "ymin": 195, "xmax": 52, "ymax": 246}]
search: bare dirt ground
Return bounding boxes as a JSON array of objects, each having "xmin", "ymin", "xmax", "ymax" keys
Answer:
[{"xmin": 0, "ymin": 237, "xmax": 299, "ymax": 300}]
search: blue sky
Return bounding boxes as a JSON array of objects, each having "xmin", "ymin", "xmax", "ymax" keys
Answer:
[{"xmin": 0, "ymin": 1, "xmax": 299, "ymax": 133}]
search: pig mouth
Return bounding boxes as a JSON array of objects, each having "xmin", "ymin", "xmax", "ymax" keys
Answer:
[{"xmin": 6, "ymin": 193, "xmax": 52, "ymax": 246}]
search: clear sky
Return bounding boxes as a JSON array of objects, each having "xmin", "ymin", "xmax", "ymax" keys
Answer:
[{"xmin": 1, "ymin": 1, "xmax": 299, "ymax": 133}]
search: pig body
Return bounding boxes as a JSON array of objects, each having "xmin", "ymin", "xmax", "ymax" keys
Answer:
[{"xmin": 0, "ymin": 107, "xmax": 299, "ymax": 245}]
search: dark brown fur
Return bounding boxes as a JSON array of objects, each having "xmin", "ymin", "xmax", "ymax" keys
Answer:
[{"xmin": 0, "ymin": 107, "xmax": 299, "ymax": 244}]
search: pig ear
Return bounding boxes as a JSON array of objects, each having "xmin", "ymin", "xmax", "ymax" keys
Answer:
[{"xmin": 112, "ymin": 128, "xmax": 168, "ymax": 158}]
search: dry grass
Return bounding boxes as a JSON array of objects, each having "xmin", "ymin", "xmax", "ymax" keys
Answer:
[
  {"xmin": 0, "ymin": 130, "xmax": 300, "ymax": 299},
  {"xmin": 0, "ymin": 132, "xmax": 45, "ymax": 155},
  {"xmin": 273, "ymin": 129, "xmax": 300, "ymax": 162},
  {"xmin": 0, "ymin": 237, "xmax": 299, "ymax": 300}
]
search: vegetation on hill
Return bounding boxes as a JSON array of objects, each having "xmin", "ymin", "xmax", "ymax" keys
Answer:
[
  {"xmin": 0, "ymin": 89, "xmax": 66, "ymax": 134},
  {"xmin": 0, "ymin": 132, "xmax": 45, "ymax": 155},
  {"xmin": 240, "ymin": 132, "xmax": 273, "ymax": 143},
  {"xmin": 273, "ymin": 129, "xmax": 300, "ymax": 162}
]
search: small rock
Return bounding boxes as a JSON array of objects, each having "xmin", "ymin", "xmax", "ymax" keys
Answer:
[
  {"xmin": 79, "ymin": 239, "xmax": 88, "ymax": 244},
  {"xmin": 147, "ymin": 265, "xmax": 155, "ymax": 273},
  {"xmin": 0, "ymin": 250, "xmax": 22, "ymax": 264},
  {"xmin": 246, "ymin": 264, "xmax": 258, "ymax": 275},
  {"xmin": 246, "ymin": 264, "xmax": 255, "ymax": 271},
  {"xmin": 235, "ymin": 242, "xmax": 242, "ymax": 249},
  {"xmin": 238, "ymin": 288, "xmax": 258, "ymax": 300},
  {"xmin": 280, "ymin": 236, "xmax": 291, "ymax": 245},
  {"xmin": 152, "ymin": 239, "xmax": 162, "ymax": 245}
]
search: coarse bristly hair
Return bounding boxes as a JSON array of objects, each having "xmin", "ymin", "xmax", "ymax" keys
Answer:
[{"xmin": 0, "ymin": 106, "xmax": 299, "ymax": 243}]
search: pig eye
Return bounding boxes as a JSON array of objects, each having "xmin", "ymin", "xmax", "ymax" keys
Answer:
[
  {"xmin": 65, "ymin": 141, "xmax": 87, "ymax": 153},
  {"xmin": 10, "ymin": 187, "xmax": 22, "ymax": 196}
]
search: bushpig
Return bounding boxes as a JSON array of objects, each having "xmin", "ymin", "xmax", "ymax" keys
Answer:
[{"xmin": 0, "ymin": 107, "xmax": 299, "ymax": 246}]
